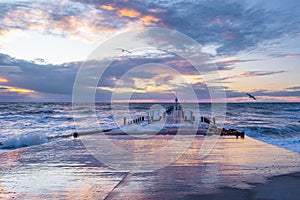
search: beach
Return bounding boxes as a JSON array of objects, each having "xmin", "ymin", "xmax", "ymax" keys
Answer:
[
  {"xmin": 1, "ymin": 0, "xmax": 300, "ymax": 199},
  {"xmin": 1, "ymin": 134, "xmax": 300, "ymax": 199}
]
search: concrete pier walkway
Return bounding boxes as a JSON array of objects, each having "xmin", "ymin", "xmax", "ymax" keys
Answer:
[{"xmin": 0, "ymin": 135, "xmax": 300, "ymax": 199}]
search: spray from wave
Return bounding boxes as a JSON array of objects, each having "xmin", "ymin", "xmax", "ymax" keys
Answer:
[{"xmin": 0, "ymin": 132, "xmax": 49, "ymax": 149}]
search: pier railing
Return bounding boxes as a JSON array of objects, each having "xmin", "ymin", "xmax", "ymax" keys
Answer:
[
  {"xmin": 122, "ymin": 107, "xmax": 216, "ymax": 127},
  {"xmin": 123, "ymin": 115, "xmax": 149, "ymax": 125}
]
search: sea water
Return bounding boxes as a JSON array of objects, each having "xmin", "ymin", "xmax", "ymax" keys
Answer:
[{"xmin": 0, "ymin": 102, "xmax": 299, "ymax": 153}]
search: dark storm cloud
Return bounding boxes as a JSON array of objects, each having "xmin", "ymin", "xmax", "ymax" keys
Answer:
[
  {"xmin": 1, "ymin": 51, "xmax": 296, "ymax": 101},
  {"xmin": 0, "ymin": 51, "xmax": 230, "ymax": 101},
  {"xmin": 0, "ymin": 53, "xmax": 78, "ymax": 95},
  {"xmin": 0, "ymin": 0, "xmax": 299, "ymax": 101},
  {"xmin": 151, "ymin": 0, "xmax": 300, "ymax": 55},
  {"xmin": 1, "ymin": 0, "xmax": 299, "ymax": 55},
  {"xmin": 78, "ymin": 0, "xmax": 300, "ymax": 55},
  {"xmin": 0, "ymin": 53, "xmax": 199, "ymax": 100},
  {"xmin": 0, "ymin": 52, "xmax": 298, "ymax": 101}
]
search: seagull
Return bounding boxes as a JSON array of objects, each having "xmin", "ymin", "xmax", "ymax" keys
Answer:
[
  {"xmin": 136, "ymin": 87, "xmax": 147, "ymax": 91},
  {"xmin": 246, "ymin": 93, "xmax": 257, "ymax": 100},
  {"xmin": 116, "ymin": 48, "xmax": 132, "ymax": 54}
]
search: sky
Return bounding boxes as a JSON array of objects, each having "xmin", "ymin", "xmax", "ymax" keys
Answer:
[{"xmin": 0, "ymin": 0, "xmax": 299, "ymax": 102}]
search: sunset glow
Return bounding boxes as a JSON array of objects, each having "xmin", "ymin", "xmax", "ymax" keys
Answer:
[
  {"xmin": 0, "ymin": 86, "xmax": 35, "ymax": 94},
  {"xmin": 0, "ymin": 77, "xmax": 8, "ymax": 83},
  {"xmin": 0, "ymin": 0, "xmax": 299, "ymax": 102},
  {"xmin": 118, "ymin": 8, "xmax": 141, "ymax": 18}
]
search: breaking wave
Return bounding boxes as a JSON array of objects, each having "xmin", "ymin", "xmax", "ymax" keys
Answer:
[{"xmin": 0, "ymin": 132, "xmax": 49, "ymax": 149}]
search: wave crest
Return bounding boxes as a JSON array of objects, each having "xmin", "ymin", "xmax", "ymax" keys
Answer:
[{"xmin": 0, "ymin": 132, "xmax": 48, "ymax": 149}]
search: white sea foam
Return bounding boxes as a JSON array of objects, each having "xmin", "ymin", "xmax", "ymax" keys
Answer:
[
  {"xmin": 0, "ymin": 132, "xmax": 48, "ymax": 149},
  {"xmin": 1, "ymin": 102, "xmax": 299, "ymax": 153}
]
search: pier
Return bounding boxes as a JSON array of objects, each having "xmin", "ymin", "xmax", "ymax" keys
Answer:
[
  {"xmin": 0, "ymin": 134, "xmax": 299, "ymax": 199},
  {"xmin": 0, "ymin": 99, "xmax": 299, "ymax": 199}
]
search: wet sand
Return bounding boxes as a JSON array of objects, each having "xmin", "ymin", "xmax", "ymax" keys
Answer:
[
  {"xmin": 184, "ymin": 172, "xmax": 300, "ymax": 200},
  {"xmin": 0, "ymin": 135, "xmax": 300, "ymax": 199}
]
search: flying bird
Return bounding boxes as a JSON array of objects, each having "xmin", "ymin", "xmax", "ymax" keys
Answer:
[
  {"xmin": 136, "ymin": 87, "xmax": 147, "ymax": 91},
  {"xmin": 116, "ymin": 48, "xmax": 132, "ymax": 54},
  {"xmin": 246, "ymin": 93, "xmax": 257, "ymax": 100}
]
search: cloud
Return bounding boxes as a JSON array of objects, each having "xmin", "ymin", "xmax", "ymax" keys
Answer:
[
  {"xmin": 81, "ymin": 0, "xmax": 300, "ymax": 55},
  {"xmin": 0, "ymin": 53, "xmax": 78, "ymax": 97},
  {"xmin": 0, "ymin": 0, "xmax": 164, "ymax": 43},
  {"xmin": 1, "ymin": 51, "xmax": 297, "ymax": 102},
  {"xmin": 268, "ymin": 53, "xmax": 300, "ymax": 59},
  {"xmin": 101, "ymin": 5, "xmax": 116, "ymax": 11},
  {"xmin": 1, "ymin": 0, "xmax": 299, "ymax": 56},
  {"xmin": 237, "ymin": 70, "xmax": 286, "ymax": 77},
  {"xmin": 118, "ymin": 8, "xmax": 141, "ymax": 18},
  {"xmin": 0, "ymin": 51, "xmax": 222, "ymax": 101},
  {"xmin": 216, "ymin": 87, "xmax": 300, "ymax": 101},
  {"xmin": 251, "ymin": 89, "xmax": 300, "ymax": 98},
  {"xmin": 212, "ymin": 70, "xmax": 286, "ymax": 83},
  {"xmin": 285, "ymin": 86, "xmax": 300, "ymax": 91},
  {"xmin": 212, "ymin": 56, "xmax": 269, "ymax": 68},
  {"xmin": 0, "ymin": 1, "xmax": 136, "ymax": 42},
  {"xmin": 0, "ymin": 77, "xmax": 8, "ymax": 83},
  {"xmin": 0, "ymin": 85, "xmax": 34, "ymax": 93}
]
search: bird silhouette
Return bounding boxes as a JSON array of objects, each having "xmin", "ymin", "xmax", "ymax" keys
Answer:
[
  {"xmin": 136, "ymin": 87, "xmax": 147, "ymax": 91},
  {"xmin": 116, "ymin": 48, "xmax": 132, "ymax": 54},
  {"xmin": 246, "ymin": 93, "xmax": 257, "ymax": 100}
]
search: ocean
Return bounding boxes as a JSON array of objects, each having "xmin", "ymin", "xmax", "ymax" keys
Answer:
[{"xmin": 0, "ymin": 102, "xmax": 299, "ymax": 153}]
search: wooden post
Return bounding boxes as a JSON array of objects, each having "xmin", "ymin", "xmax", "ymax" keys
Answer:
[{"xmin": 123, "ymin": 117, "xmax": 126, "ymax": 125}]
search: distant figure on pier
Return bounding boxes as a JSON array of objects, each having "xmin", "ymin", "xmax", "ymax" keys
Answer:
[
  {"xmin": 73, "ymin": 132, "xmax": 79, "ymax": 138},
  {"xmin": 175, "ymin": 97, "xmax": 178, "ymax": 110}
]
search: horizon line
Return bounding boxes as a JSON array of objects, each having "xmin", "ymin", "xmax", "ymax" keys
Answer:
[{"xmin": 0, "ymin": 101, "xmax": 299, "ymax": 103}]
